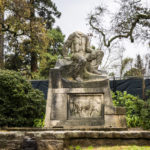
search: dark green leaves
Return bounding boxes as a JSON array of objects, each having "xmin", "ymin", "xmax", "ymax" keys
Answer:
[
  {"xmin": 0, "ymin": 69, "xmax": 45, "ymax": 127},
  {"xmin": 112, "ymin": 91, "xmax": 150, "ymax": 129}
]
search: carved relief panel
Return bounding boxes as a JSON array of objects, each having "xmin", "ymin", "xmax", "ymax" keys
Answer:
[{"xmin": 68, "ymin": 94, "xmax": 104, "ymax": 119}]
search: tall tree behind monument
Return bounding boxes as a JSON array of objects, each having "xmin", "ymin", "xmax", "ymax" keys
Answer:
[
  {"xmin": 1, "ymin": 0, "xmax": 61, "ymax": 76},
  {"xmin": 0, "ymin": 2, "xmax": 4, "ymax": 68},
  {"xmin": 29, "ymin": 0, "xmax": 61, "ymax": 72},
  {"xmin": 30, "ymin": 0, "xmax": 38, "ymax": 72}
]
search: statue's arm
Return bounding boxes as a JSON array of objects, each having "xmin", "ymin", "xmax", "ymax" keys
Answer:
[
  {"xmin": 62, "ymin": 34, "xmax": 74, "ymax": 58},
  {"xmin": 62, "ymin": 43, "xmax": 68, "ymax": 57},
  {"xmin": 86, "ymin": 38, "xmax": 92, "ymax": 53},
  {"xmin": 86, "ymin": 47, "xmax": 92, "ymax": 53}
]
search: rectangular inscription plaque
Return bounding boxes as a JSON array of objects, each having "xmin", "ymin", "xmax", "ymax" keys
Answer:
[{"xmin": 68, "ymin": 94, "xmax": 103, "ymax": 119}]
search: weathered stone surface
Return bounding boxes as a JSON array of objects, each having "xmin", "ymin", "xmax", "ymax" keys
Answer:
[
  {"xmin": 44, "ymin": 31, "xmax": 126, "ymax": 129},
  {"xmin": 0, "ymin": 130, "xmax": 150, "ymax": 149},
  {"xmin": 115, "ymin": 107, "xmax": 126, "ymax": 115},
  {"xmin": 0, "ymin": 140, "xmax": 22, "ymax": 150},
  {"xmin": 69, "ymin": 94, "xmax": 103, "ymax": 118},
  {"xmin": 45, "ymin": 70, "xmax": 126, "ymax": 128},
  {"xmin": 21, "ymin": 136, "xmax": 37, "ymax": 150},
  {"xmin": 105, "ymin": 115, "xmax": 127, "ymax": 128},
  {"xmin": 38, "ymin": 140, "xmax": 64, "ymax": 150},
  {"xmin": 61, "ymin": 31, "xmax": 104, "ymax": 80},
  {"xmin": 65, "ymin": 139, "xmax": 150, "ymax": 148},
  {"xmin": 0, "ymin": 131, "xmax": 24, "ymax": 140}
]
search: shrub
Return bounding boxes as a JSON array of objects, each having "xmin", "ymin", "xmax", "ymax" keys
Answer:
[
  {"xmin": 140, "ymin": 90, "xmax": 150, "ymax": 129},
  {"xmin": 33, "ymin": 114, "xmax": 45, "ymax": 127},
  {"xmin": 0, "ymin": 69, "xmax": 45, "ymax": 127},
  {"xmin": 112, "ymin": 91, "xmax": 150, "ymax": 129}
]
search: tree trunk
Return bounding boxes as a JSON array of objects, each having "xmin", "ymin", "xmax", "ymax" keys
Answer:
[
  {"xmin": 31, "ymin": 52, "xmax": 38, "ymax": 72},
  {"xmin": 0, "ymin": 11, "xmax": 4, "ymax": 69},
  {"xmin": 30, "ymin": 0, "xmax": 38, "ymax": 73},
  {"xmin": 142, "ymin": 77, "xmax": 145, "ymax": 100}
]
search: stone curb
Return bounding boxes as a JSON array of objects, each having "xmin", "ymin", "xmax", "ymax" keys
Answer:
[{"xmin": 0, "ymin": 131, "xmax": 150, "ymax": 140}]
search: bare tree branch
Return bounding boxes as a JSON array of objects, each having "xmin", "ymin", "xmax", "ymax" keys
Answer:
[
  {"xmin": 89, "ymin": 13, "xmax": 150, "ymax": 47},
  {"xmin": 88, "ymin": 0, "xmax": 150, "ymax": 48}
]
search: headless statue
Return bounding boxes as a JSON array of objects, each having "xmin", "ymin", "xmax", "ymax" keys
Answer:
[{"xmin": 55, "ymin": 31, "xmax": 104, "ymax": 81}]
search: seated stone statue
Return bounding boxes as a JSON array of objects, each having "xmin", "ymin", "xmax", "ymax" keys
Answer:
[
  {"xmin": 45, "ymin": 31, "xmax": 126, "ymax": 129},
  {"xmin": 55, "ymin": 31, "xmax": 104, "ymax": 81}
]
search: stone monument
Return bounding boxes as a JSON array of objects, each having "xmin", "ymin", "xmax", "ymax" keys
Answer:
[{"xmin": 45, "ymin": 31, "xmax": 126, "ymax": 128}]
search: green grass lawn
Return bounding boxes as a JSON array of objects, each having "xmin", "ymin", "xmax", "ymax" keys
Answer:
[
  {"xmin": 88, "ymin": 146, "xmax": 150, "ymax": 150},
  {"xmin": 69, "ymin": 146, "xmax": 150, "ymax": 150}
]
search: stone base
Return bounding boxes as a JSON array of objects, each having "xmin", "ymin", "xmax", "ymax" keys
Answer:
[
  {"xmin": 45, "ymin": 69, "xmax": 127, "ymax": 128},
  {"xmin": 65, "ymin": 139, "xmax": 150, "ymax": 148},
  {"xmin": 0, "ymin": 129, "xmax": 150, "ymax": 149}
]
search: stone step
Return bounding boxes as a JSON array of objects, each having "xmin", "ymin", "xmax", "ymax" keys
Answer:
[{"xmin": 0, "ymin": 130, "xmax": 150, "ymax": 149}]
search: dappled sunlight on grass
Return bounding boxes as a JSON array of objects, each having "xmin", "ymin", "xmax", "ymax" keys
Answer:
[
  {"xmin": 90, "ymin": 146, "xmax": 150, "ymax": 150},
  {"xmin": 93, "ymin": 146, "xmax": 150, "ymax": 150},
  {"xmin": 75, "ymin": 146, "xmax": 150, "ymax": 150}
]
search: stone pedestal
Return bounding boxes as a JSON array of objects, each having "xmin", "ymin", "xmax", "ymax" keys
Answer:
[{"xmin": 44, "ymin": 69, "xmax": 126, "ymax": 128}]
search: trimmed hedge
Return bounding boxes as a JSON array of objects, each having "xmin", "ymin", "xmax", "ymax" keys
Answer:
[{"xmin": 0, "ymin": 70, "xmax": 45, "ymax": 127}]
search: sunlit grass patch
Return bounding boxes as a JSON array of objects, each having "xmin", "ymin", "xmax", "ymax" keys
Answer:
[
  {"xmin": 69, "ymin": 145, "xmax": 150, "ymax": 150},
  {"xmin": 90, "ymin": 146, "xmax": 150, "ymax": 150}
]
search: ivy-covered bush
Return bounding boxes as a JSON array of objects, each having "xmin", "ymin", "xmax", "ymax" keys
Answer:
[
  {"xmin": 112, "ymin": 91, "xmax": 150, "ymax": 129},
  {"xmin": 0, "ymin": 69, "xmax": 45, "ymax": 127}
]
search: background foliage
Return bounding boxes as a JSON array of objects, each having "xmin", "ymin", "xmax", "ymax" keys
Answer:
[
  {"xmin": 112, "ymin": 91, "xmax": 150, "ymax": 129},
  {"xmin": 0, "ymin": 69, "xmax": 45, "ymax": 127},
  {"xmin": 0, "ymin": 0, "xmax": 63, "ymax": 78}
]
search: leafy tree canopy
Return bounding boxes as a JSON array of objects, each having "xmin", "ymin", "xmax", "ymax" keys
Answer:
[
  {"xmin": 0, "ymin": 0, "xmax": 62, "ymax": 75},
  {"xmin": 39, "ymin": 27, "xmax": 65, "ymax": 78},
  {"xmin": 124, "ymin": 54, "xmax": 145, "ymax": 77}
]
